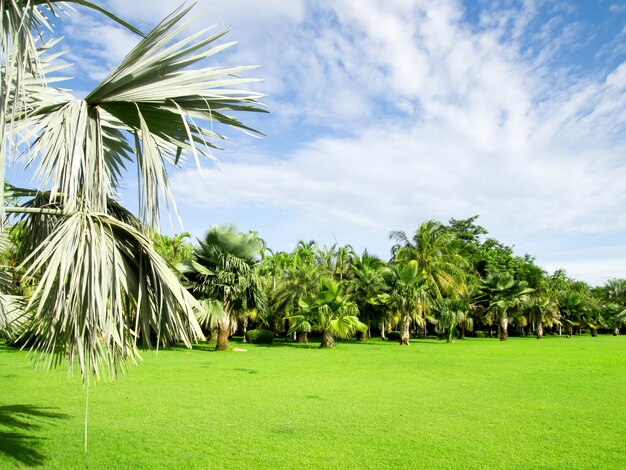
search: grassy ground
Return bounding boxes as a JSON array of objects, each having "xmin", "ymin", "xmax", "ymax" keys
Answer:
[{"xmin": 1, "ymin": 335, "xmax": 625, "ymax": 469}]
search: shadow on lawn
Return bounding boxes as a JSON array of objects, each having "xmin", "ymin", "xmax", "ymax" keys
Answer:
[{"xmin": 0, "ymin": 405, "xmax": 70, "ymax": 466}]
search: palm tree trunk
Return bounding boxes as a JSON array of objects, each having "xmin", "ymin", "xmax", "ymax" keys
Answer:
[
  {"xmin": 298, "ymin": 331, "xmax": 308, "ymax": 343},
  {"xmin": 380, "ymin": 320, "xmax": 386, "ymax": 340},
  {"xmin": 536, "ymin": 322, "xmax": 544, "ymax": 339},
  {"xmin": 215, "ymin": 318, "xmax": 230, "ymax": 351},
  {"xmin": 242, "ymin": 316, "xmax": 249, "ymax": 343},
  {"xmin": 320, "ymin": 330, "xmax": 335, "ymax": 348},
  {"xmin": 500, "ymin": 316, "xmax": 508, "ymax": 341},
  {"xmin": 459, "ymin": 323, "xmax": 466, "ymax": 339},
  {"xmin": 400, "ymin": 316, "xmax": 410, "ymax": 345}
]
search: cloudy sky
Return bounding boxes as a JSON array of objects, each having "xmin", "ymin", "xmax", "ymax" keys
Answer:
[{"xmin": 9, "ymin": 0, "xmax": 626, "ymax": 285}]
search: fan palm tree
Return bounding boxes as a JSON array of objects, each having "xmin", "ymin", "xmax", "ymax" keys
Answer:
[
  {"xmin": 288, "ymin": 278, "xmax": 365, "ymax": 348},
  {"xmin": 432, "ymin": 298, "xmax": 471, "ymax": 343},
  {"xmin": 376, "ymin": 263, "xmax": 430, "ymax": 345},
  {"xmin": 481, "ymin": 272, "xmax": 533, "ymax": 341},
  {"xmin": 527, "ymin": 294, "xmax": 560, "ymax": 339},
  {"xmin": 182, "ymin": 225, "xmax": 266, "ymax": 351},
  {"xmin": 2, "ymin": 4, "xmax": 266, "ymax": 379}
]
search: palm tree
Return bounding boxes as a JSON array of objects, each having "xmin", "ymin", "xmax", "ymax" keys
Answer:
[
  {"xmin": 432, "ymin": 298, "xmax": 471, "ymax": 343},
  {"xmin": 527, "ymin": 294, "xmax": 560, "ymax": 339},
  {"xmin": 481, "ymin": 272, "xmax": 533, "ymax": 341},
  {"xmin": 182, "ymin": 225, "xmax": 266, "ymax": 351},
  {"xmin": 390, "ymin": 220, "xmax": 469, "ymax": 300},
  {"xmin": 288, "ymin": 278, "xmax": 365, "ymax": 348},
  {"xmin": 376, "ymin": 264, "xmax": 430, "ymax": 345},
  {"xmin": 347, "ymin": 250, "xmax": 387, "ymax": 339},
  {"xmin": 334, "ymin": 244, "xmax": 356, "ymax": 282},
  {"xmin": 3, "ymin": 4, "xmax": 265, "ymax": 379},
  {"xmin": 152, "ymin": 232, "xmax": 193, "ymax": 267},
  {"xmin": 272, "ymin": 246, "xmax": 322, "ymax": 342}
]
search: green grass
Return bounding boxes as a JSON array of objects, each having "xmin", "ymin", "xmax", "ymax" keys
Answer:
[{"xmin": 1, "ymin": 335, "xmax": 625, "ymax": 469}]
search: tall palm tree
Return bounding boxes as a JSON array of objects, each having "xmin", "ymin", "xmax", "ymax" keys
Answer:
[
  {"xmin": 347, "ymin": 250, "xmax": 387, "ymax": 339},
  {"xmin": 182, "ymin": 225, "xmax": 266, "ymax": 351},
  {"xmin": 2, "ymin": 4, "xmax": 265, "ymax": 379},
  {"xmin": 390, "ymin": 220, "xmax": 468, "ymax": 300}
]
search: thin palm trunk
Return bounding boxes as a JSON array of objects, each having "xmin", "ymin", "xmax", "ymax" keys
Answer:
[
  {"xmin": 380, "ymin": 320, "xmax": 386, "ymax": 340},
  {"xmin": 400, "ymin": 316, "xmax": 410, "ymax": 345},
  {"xmin": 242, "ymin": 316, "xmax": 249, "ymax": 342}
]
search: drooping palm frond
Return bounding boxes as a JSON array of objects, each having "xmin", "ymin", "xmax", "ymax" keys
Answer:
[
  {"xmin": 1, "ymin": 0, "xmax": 143, "ymax": 220},
  {"xmin": 0, "ymin": 223, "xmax": 26, "ymax": 340},
  {"xmin": 14, "ymin": 4, "xmax": 265, "ymax": 229},
  {"xmin": 20, "ymin": 211, "xmax": 204, "ymax": 381}
]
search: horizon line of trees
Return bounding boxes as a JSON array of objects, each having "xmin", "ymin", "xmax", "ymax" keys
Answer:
[{"xmin": 148, "ymin": 216, "xmax": 626, "ymax": 350}]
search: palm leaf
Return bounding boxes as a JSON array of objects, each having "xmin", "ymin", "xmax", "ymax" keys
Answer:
[
  {"xmin": 14, "ymin": 5, "xmax": 265, "ymax": 229},
  {"xmin": 20, "ymin": 212, "xmax": 204, "ymax": 381}
]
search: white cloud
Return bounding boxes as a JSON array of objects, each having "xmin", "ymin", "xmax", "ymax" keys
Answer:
[{"xmin": 50, "ymin": 0, "xmax": 626, "ymax": 284}]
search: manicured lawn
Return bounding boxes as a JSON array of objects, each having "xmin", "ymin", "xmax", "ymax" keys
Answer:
[{"xmin": 1, "ymin": 335, "xmax": 625, "ymax": 469}]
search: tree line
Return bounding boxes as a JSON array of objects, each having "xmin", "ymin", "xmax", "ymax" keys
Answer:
[{"xmin": 151, "ymin": 217, "xmax": 626, "ymax": 350}]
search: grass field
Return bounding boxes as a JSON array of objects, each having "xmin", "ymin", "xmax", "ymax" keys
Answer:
[{"xmin": 1, "ymin": 335, "xmax": 625, "ymax": 469}]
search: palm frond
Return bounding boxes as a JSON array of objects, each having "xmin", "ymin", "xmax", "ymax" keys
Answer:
[
  {"xmin": 14, "ymin": 6, "xmax": 265, "ymax": 229},
  {"xmin": 20, "ymin": 212, "xmax": 204, "ymax": 381}
]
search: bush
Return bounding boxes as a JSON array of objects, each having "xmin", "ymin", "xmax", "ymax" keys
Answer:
[
  {"xmin": 474, "ymin": 331, "xmax": 486, "ymax": 338},
  {"xmin": 245, "ymin": 329, "xmax": 274, "ymax": 344},
  {"xmin": 386, "ymin": 331, "xmax": 401, "ymax": 342}
]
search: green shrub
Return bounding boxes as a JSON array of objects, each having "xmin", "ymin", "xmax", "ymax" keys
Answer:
[
  {"xmin": 474, "ymin": 331, "xmax": 486, "ymax": 338},
  {"xmin": 386, "ymin": 331, "xmax": 401, "ymax": 342},
  {"xmin": 245, "ymin": 329, "xmax": 274, "ymax": 344}
]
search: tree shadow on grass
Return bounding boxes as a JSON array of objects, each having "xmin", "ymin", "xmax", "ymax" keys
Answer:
[{"xmin": 0, "ymin": 405, "xmax": 70, "ymax": 466}]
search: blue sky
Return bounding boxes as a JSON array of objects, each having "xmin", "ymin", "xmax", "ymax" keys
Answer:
[{"xmin": 7, "ymin": 0, "xmax": 626, "ymax": 285}]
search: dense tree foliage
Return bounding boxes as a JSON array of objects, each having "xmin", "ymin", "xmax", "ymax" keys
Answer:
[{"xmin": 164, "ymin": 216, "xmax": 625, "ymax": 349}]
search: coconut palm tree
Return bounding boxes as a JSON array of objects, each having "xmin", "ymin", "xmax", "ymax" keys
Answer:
[
  {"xmin": 152, "ymin": 232, "xmax": 193, "ymax": 267},
  {"xmin": 288, "ymin": 278, "xmax": 365, "ymax": 348},
  {"xmin": 272, "ymin": 246, "xmax": 322, "ymax": 342},
  {"xmin": 347, "ymin": 250, "xmax": 387, "ymax": 339},
  {"xmin": 390, "ymin": 220, "xmax": 468, "ymax": 300},
  {"xmin": 2, "ymin": 4, "xmax": 265, "ymax": 379},
  {"xmin": 182, "ymin": 225, "xmax": 266, "ymax": 351}
]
